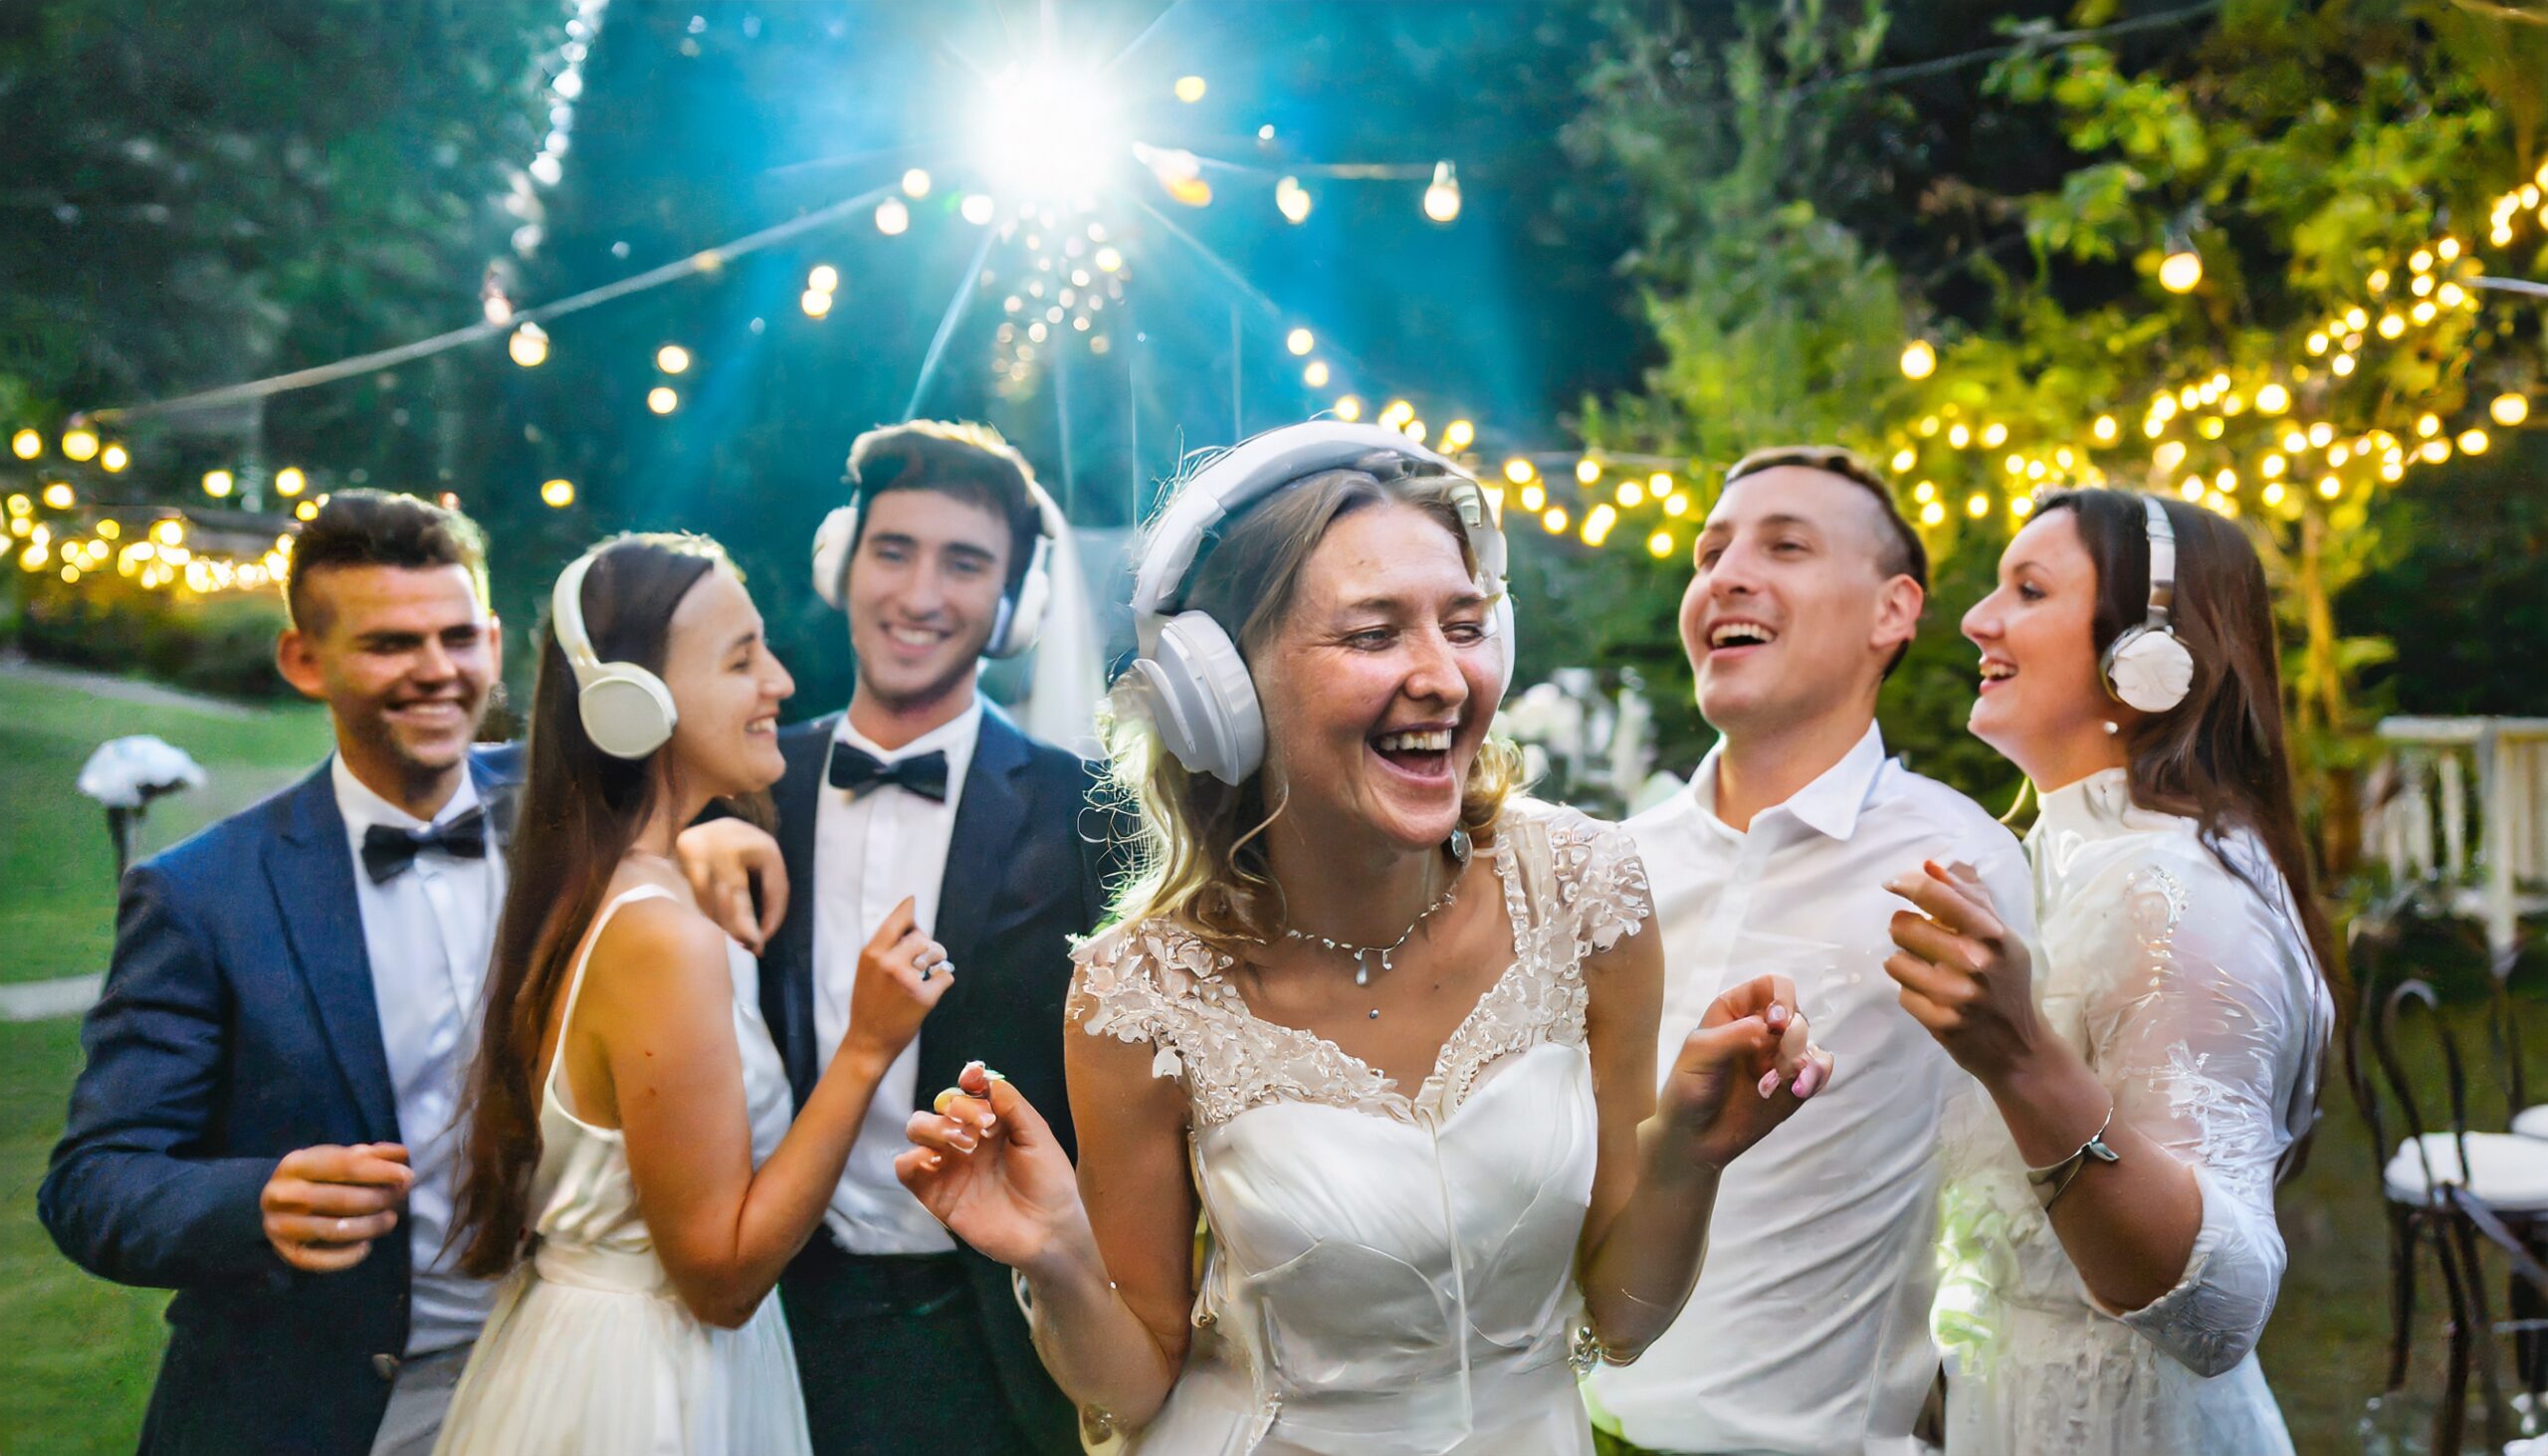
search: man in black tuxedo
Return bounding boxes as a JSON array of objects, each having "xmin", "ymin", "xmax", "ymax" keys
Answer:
[
  {"xmin": 42, "ymin": 492, "xmax": 782, "ymax": 1456},
  {"xmin": 725, "ymin": 422, "xmax": 1106, "ymax": 1456}
]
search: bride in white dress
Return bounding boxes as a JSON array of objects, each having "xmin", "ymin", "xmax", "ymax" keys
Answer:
[
  {"xmin": 1884, "ymin": 491, "xmax": 2335, "ymax": 1454},
  {"xmin": 435, "ymin": 535, "xmax": 953, "ymax": 1454},
  {"xmin": 896, "ymin": 424, "xmax": 1834, "ymax": 1455}
]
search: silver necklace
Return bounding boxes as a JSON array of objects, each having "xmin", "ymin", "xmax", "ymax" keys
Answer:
[{"xmin": 1278, "ymin": 828, "xmax": 1471, "ymax": 987}]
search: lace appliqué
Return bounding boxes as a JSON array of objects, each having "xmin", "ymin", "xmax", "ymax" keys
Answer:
[{"xmin": 1068, "ymin": 807, "xmax": 1652, "ymax": 1130}]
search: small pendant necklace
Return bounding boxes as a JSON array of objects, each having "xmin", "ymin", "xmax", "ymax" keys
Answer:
[{"xmin": 1277, "ymin": 828, "xmax": 1471, "ymax": 1016}]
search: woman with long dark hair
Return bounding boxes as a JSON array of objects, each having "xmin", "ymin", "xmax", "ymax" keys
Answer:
[
  {"xmin": 1883, "ymin": 490, "xmax": 2335, "ymax": 1454},
  {"xmin": 435, "ymin": 535, "xmax": 949, "ymax": 1455}
]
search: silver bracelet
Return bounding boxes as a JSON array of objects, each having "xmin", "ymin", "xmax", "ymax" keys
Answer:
[{"xmin": 2023, "ymin": 1103, "xmax": 2120, "ymax": 1210}]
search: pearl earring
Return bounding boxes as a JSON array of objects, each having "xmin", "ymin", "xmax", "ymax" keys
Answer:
[{"xmin": 2102, "ymin": 721, "xmax": 2121, "ymax": 735}]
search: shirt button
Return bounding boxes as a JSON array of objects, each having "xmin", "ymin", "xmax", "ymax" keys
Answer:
[{"xmin": 372, "ymin": 1352, "xmax": 401, "ymax": 1381}]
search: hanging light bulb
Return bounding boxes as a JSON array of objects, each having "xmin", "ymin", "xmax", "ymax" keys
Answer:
[
  {"xmin": 901, "ymin": 168, "xmax": 932, "ymax": 198},
  {"xmin": 1422, "ymin": 161, "xmax": 1461, "ymax": 223},
  {"xmin": 801, "ymin": 289, "xmax": 834, "ymax": 318},
  {"xmin": 2492, "ymin": 392, "xmax": 2530, "ymax": 427},
  {"xmin": 1504, "ymin": 458, "xmax": 1536, "ymax": 485},
  {"xmin": 1899, "ymin": 339, "xmax": 1937, "ymax": 380},
  {"xmin": 647, "ymin": 386, "xmax": 679, "ymax": 415},
  {"xmin": 1286, "ymin": 327, "xmax": 1314, "ymax": 356},
  {"xmin": 875, "ymin": 197, "xmax": 910, "ymax": 235},
  {"xmin": 1442, "ymin": 420, "xmax": 1475, "ymax": 451},
  {"xmin": 101, "ymin": 443, "xmax": 129, "ymax": 473},
  {"xmin": 1302, "ymin": 360, "xmax": 1330, "ymax": 388},
  {"xmin": 1276, "ymin": 175, "xmax": 1312, "ymax": 224},
  {"xmin": 509, "ymin": 321, "xmax": 549, "ymax": 367},
  {"xmin": 11, "ymin": 429, "xmax": 42, "ymax": 460},
  {"xmin": 2158, "ymin": 246, "xmax": 2204, "ymax": 294},
  {"xmin": 541, "ymin": 479, "xmax": 576, "ymax": 508},
  {"xmin": 656, "ymin": 343, "xmax": 691, "ymax": 374},
  {"xmin": 62, "ymin": 428, "xmax": 98, "ymax": 463},
  {"xmin": 274, "ymin": 468, "xmax": 308, "ymax": 497},
  {"xmin": 960, "ymin": 193, "xmax": 997, "ymax": 225},
  {"xmin": 1576, "ymin": 457, "xmax": 1600, "ymax": 485}
]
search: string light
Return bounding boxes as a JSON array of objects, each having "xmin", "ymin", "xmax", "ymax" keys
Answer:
[
  {"xmin": 61, "ymin": 429, "xmax": 98, "ymax": 462},
  {"xmin": 275, "ymin": 467, "xmax": 308, "ymax": 497},
  {"xmin": 801, "ymin": 289, "xmax": 834, "ymax": 318},
  {"xmin": 2493, "ymin": 393, "xmax": 2529, "ymax": 427},
  {"xmin": 101, "ymin": 444, "xmax": 128, "ymax": 472},
  {"xmin": 1575, "ymin": 457, "xmax": 1600, "ymax": 485},
  {"xmin": 2159, "ymin": 248, "xmax": 2204, "ymax": 293},
  {"xmin": 1441, "ymin": 420, "xmax": 1474, "ymax": 451},
  {"xmin": 11, "ymin": 430, "xmax": 39, "ymax": 460},
  {"xmin": 1899, "ymin": 339, "xmax": 1937, "ymax": 380},
  {"xmin": 875, "ymin": 197, "xmax": 910, "ymax": 235},
  {"xmin": 202, "ymin": 470, "xmax": 233, "ymax": 499},
  {"xmin": 1422, "ymin": 161, "xmax": 1461, "ymax": 223},
  {"xmin": 1646, "ymin": 529, "xmax": 1674, "ymax": 558},
  {"xmin": 647, "ymin": 386, "xmax": 678, "ymax": 414},
  {"xmin": 1286, "ymin": 327, "xmax": 1314, "ymax": 356},
  {"xmin": 656, "ymin": 344, "xmax": 691, "ymax": 374},
  {"xmin": 901, "ymin": 168, "xmax": 932, "ymax": 198},
  {"xmin": 1303, "ymin": 360, "xmax": 1330, "ymax": 388},
  {"xmin": 509, "ymin": 321, "xmax": 549, "ymax": 367},
  {"xmin": 1276, "ymin": 176, "xmax": 1312, "ymax": 224},
  {"xmin": 541, "ymin": 479, "xmax": 576, "ymax": 507},
  {"xmin": 1334, "ymin": 395, "xmax": 1363, "ymax": 422},
  {"xmin": 1504, "ymin": 458, "xmax": 1535, "ymax": 485}
]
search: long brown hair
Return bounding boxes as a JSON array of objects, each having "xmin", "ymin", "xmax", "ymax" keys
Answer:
[
  {"xmin": 450, "ymin": 533, "xmax": 727, "ymax": 1277},
  {"xmin": 1100, "ymin": 460, "xmax": 1524, "ymax": 956},
  {"xmin": 2034, "ymin": 490, "xmax": 2335, "ymax": 982}
]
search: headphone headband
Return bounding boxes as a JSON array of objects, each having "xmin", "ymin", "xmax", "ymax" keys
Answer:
[
  {"xmin": 2140, "ymin": 493, "xmax": 2178, "ymax": 631},
  {"xmin": 2099, "ymin": 493, "xmax": 2196, "ymax": 715},
  {"xmin": 550, "ymin": 544, "xmax": 682, "ymax": 759}
]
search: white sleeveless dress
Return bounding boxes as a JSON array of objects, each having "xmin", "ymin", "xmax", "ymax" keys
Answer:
[
  {"xmin": 1070, "ymin": 800, "xmax": 1651, "ymax": 1456},
  {"xmin": 434, "ymin": 885, "xmax": 811, "ymax": 1456}
]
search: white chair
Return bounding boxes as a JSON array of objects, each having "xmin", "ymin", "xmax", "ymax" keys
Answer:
[{"xmin": 2515, "ymin": 1106, "xmax": 2548, "ymax": 1142}]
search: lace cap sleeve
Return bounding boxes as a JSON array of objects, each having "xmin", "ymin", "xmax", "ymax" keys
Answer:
[
  {"xmin": 1067, "ymin": 922, "xmax": 1225, "ymax": 1084},
  {"xmin": 1511, "ymin": 800, "xmax": 1653, "ymax": 958}
]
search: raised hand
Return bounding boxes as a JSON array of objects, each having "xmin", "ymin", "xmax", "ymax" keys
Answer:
[
  {"xmin": 1656, "ymin": 974, "xmax": 1834, "ymax": 1171},
  {"xmin": 672, "ymin": 818, "xmax": 790, "ymax": 954},
  {"xmin": 260, "ymin": 1143, "xmax": 413, "ymax": 1272},
  {"xmin": 1884, "ymin": 858, "xmax": 2041, "ymax": 1081},
  {"xmin": 896, "ymin": 1061, "xmax": 1091, "ymax": 1272},
  {"xmin": 841, "ymin": 896, "xmax": 954, "ymax": 1069}
]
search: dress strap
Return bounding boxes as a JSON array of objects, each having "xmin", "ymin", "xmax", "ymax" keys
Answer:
[{"xmin": 543, "ymin": 884, "xmax": 683, "ymax": 1110}]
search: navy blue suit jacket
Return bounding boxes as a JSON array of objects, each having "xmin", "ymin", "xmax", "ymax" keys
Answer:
[
  {"xmin": 41, "ymin": 746, "xmax": 519, "ymax": 1456},
  {"xmin": 761, "ymin": 705, "xmax": 1112, "ymax": 1456}
]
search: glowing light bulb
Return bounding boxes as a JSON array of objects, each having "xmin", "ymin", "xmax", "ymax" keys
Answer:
[
  {"xmin": 1918, "ymin": 501, "xmax": 1946, "ymax": 526},
  {"xmin": 1504, "ymin": 459, "xmax": 1535, "ymax": 485},
  {"xmin": 1899, "ymin": 339, "xmax": 1937, "ymax": 380},
  {"xmin": 1647, "ymin": 530, "xmax": 1674, "ymax": 559},
  {"xmin": 541, "ymin": 479, "xmax": 575, "ymax": 508},
  {"xmin": 1422, "ymin": 161, "xmax": 1461, "ymax": 223},
  {"xmin": 656, "ymin": 344, "xmax": 691, "ymax": 374},
  {"xmin": 875, "ymin": 197, "xmax": 910, "ymax": 235},
  {"xmin": 1981, "ymin": 423, "xmax": 2008, "ymax": 448},
  {"xmin": 2417, "ymin": 413, "xmax": 2441, "ymax": 438},
  {"xmin": 2318, "ymin": 475, "xmax": 2341, "ymax": 500},
  {"xmin": 902, "ymin": 168, "xmax": 932, "ymax": 198},
  {"xmin": 959, "ymin": 194, "xmax": 996, "ymax": 226},
  {"xmin": 1173, "ymin": 76, "xmax": 1206, "ymax": 104},
  {"xmin": 1966, "ymin": 493, "xmax": 1989, "ymax": 519},
  {"xmin": 1286, "ymin": 327, "xmax": 1313, "ymax": 356},
  {"xmin": 1576, "ymin": 457, "xmax": 1600, "ymax": 485},
  {"xmin": 2491, "ymin": 393, "xmax": 2529, "ymax": 427},
  {"xmin": 1616, "ymin": 480, "xmax": 1643, "ymax": 508},
  {"xmin": 1303, "ymin": 360, "xmax": 1330, "ymax": 388},
  {"xmin": 509, "ymin": 322, "xmax": 549, "ymax": 367},
  {"xmin": 1582, "ymin": 504, "xmax": 1617, "ymax": 546},
  {"xmin": 647, "ymin": 386, "xmax": 678, "ymax": 415},
  {"xmin": 2158, "ymin": 249, "xmax": 2203, "ymax": 293},
  {"xmin": 202, "ymin": 470, "xmax": 233, "ymax": 499},
  {"xmin": 1442, "ymin": 420, "xmax": 1474, "ymax": 451},
  {"xmin": 1334, "ymin": 395, "xmax": 1362, "ymax": 422},
  {"xmin": 275, "ymin": 467, "xmax": 308, "ymax": 497},
  {"xmin": 1947, "ymin": 424, "xmax": 1971, "ymax": 450},
  {"xmin": 1276, "ymin": 176, "xmax": 1312, "ymax": 224},
  {"xmin": 11, "ymin": 429, "xmax": 41, "ymax": 460},
  {"xmin": 2093, "ymin": 416, "xmax": 2118, "ymax": 443},
  {"xmin": 2457, "ymin": 429, "xmax": 2488, "ymax": 455},
  {"xmin": 1519, "ymin": 483, "xmax": 1545, "ymax": 512},
  {"xmin": 1891, "ymin": 448, "xmax": 1917, "ymax": 472},
  {"xmin": 101, "ymin": 444, "xmax": 128, "ymax": 472},
  {"xmin": 801, "ymin": 289, "xmax": 834, "ymax": 318},
  {"xmin": 2256, "ymin": 383, "xmax": 2289, "ymax": 415},
  {"xmin": 62, "ymin": 429, "xmax": 98, "ymax": 462},
  {"xmin": 44, "ymin": 482, "xmax": 75, "ymax": 510},
  {"xmin": 1541, "ymin": 506, "xmax": 1569, "ymax": 534}
]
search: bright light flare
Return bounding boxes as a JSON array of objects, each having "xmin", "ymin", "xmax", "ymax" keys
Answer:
[{"xmin": 978, "ymin": 65, "xmax": 1124, "ymax": 199}]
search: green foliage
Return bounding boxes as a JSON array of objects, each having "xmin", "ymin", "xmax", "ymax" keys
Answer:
[{"xmin": 17, "ymin": 578, "xmax": 294, "ymax": 700}]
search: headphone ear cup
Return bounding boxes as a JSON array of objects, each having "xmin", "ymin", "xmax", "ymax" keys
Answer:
[
  {"xmin": 1490, "ymin": 594, "xmax": 1517, "ymax": 693},
  {"xmin": 1132, "ymin": 611, "xmax": 1263, "ymax": 785},
  {"xmin": 577, "ymin": 668, "xmax": 679, "ymax": 759},
  {"xmin": 984, "ymin": 536, "xmax": 1053, "ymax": 660},
  {"xmin": 810, "ymin": 506, "xmax": 859, "ymax": 612},
  {"xmin": 2103, "ymin": 626, "xmax": 2196, "ymax": 715}
]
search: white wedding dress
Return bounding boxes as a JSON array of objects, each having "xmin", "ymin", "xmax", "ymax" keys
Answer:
[
  {"xmin": 435, "ymin": 886, "xmax": 812, "ymax": 1456},
  {"xmin": 1934, "ymin": 769, "xmax": 2334, "ymax": 1456},
  {"xmin": 1071, "ymin": 800, "xmax": 1650, "ymax": 1456}
]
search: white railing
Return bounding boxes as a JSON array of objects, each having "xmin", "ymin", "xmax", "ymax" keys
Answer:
[{"xmin": 2365, "ymin": 717, "xmax": 2548, "ymax": 963}]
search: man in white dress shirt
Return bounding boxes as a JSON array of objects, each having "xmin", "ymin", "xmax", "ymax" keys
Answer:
[
  {"xmin": 1586, "ymin": 447, "xmax": 2039, "ymax": 1456},
  {"xmin": 746, "ymin": 423, "xmax": 1108, "ymax": 1456}
]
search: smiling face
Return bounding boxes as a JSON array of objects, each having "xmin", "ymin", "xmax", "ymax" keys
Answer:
[
  {"xmin": 844, "ymin": 487, "xmax": 1013, "ymax": 719},
  {"xmin": 658, "ymin": 565, "xmax": 795, "ymax": 799},
  {"xmin": 1250, "ymin": 502, "xmax": 1503, "ymax": 853},
  {"xmin": 1679, "ymin": 467, "xmax": 1922, "ymax": 738},
  {"xmin": 277, "ymin": 562, "xmax": 499, "ymax": 795},
  {"xmin": 1961, "ymin": 507, "xmax": 2119, "ymax": 782}
]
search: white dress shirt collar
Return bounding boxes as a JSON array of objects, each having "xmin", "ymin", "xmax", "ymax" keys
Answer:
[
  {"xmin": 1685, "ymin": 719, "xmax": 1890, "ymax": 843},
  {"xmin": 831, "ymin": 696, "xmax": 984, "ymax": 786},
  {"xmin": 330, "ymin": 752, "xmax": 484, "ymax": 840}
]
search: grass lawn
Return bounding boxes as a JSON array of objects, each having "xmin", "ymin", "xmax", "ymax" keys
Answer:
[
  {"xmin": 0, "ymin": 666, "xmax": 329, "ymax": 1454},
  {"xmin": 0, "ymin": 666, "xmax": 2536, "ymax": 1452}
]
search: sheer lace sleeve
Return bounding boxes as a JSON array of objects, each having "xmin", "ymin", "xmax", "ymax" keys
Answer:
[
  {"xmin": 2069, "ymin": 852, "xmax": 2314, "ymax": 1377},
  {"xmin": 1535, "ymin": 806, "xmax": 1653, "ymax": 958},
  {"xmin": 1068, "ymin": 924, "xmax": 1228, "ymax": 1084}
]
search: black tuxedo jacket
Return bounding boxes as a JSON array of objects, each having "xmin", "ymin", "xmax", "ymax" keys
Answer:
[
  {"xmin": 41, "ymin": 747, "xmax": 520, "ymax": 1456},
  {"xmin": 760, "ymin": 704, "xmax": 1109, "ymax": 1454}
]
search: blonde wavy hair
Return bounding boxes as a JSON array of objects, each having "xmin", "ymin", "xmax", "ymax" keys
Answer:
[{"xmin": 1097, "ymin": 461, "xmax": 1525, "ymax": 956}]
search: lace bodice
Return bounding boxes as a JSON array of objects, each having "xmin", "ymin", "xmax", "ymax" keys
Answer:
[
  {"xmin": 1069, "ymin": 799, "xmax": 1650, "ymax": 1129},
  {"xmin": 1936, "ymin": 768, "xmax": 2331, "ymax": 1456},
  {"xmin": 1067, "ymin": 800, "xmax": 1651, "ymax": 1455}
]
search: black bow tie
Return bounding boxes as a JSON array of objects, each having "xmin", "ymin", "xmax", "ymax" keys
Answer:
[
  {"xmin": 828, "ymin": 746, "xmax": 950, "ymax": 802},
  {"xmin": 360, "ymin": 807, "xmax": 490, "ymax": 885}
]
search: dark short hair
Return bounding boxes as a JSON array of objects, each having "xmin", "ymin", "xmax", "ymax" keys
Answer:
[
  {"xmin": 846, "ymin": 420, "xmax": 1043, "ymax": 588},
  {"xmin": 286, "ymin": 489, "xmax": 490, "ymax": 633},
  {"xmin": 1722, "ymin": 445, "xmax": 1927, "ymax": 677}
]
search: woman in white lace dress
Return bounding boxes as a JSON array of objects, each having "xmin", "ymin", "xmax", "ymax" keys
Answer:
[
  {"xmin": 1884, "ymin": 491, "xmax": 2335, "ymax": 1455},
  {"xmin": 896, "ymin": 424, "xmax": 1834, "ymax": 1455},
  {"xmin": 436, "ymin": 536, "xmax": 953, "ymax": 1454}
]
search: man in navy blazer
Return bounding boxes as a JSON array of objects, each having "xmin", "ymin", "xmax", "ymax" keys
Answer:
[
  {"xmin": 40, "ymin": 494, "xmax": 776, "ymax": 1455},
  {"xmin": 695, "ymin": 423, "xmax": 1111, "ymax": 1456}
]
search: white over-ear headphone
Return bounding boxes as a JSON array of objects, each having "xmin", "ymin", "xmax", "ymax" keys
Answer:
[
  {"xmin": 809, "ymin": 478, "xmax": 1064, "ymax": 660},
  {"xmin": 551, "ymin": 548, "xmax": 681, "ymax": 760},
  {"xmin": 2100, "ymin": 494, "xmax": 2197, "ymax": 714},
  {"xmin": 1127, "ymin": 421, "xmax": 1516, "ymax": 785}
]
